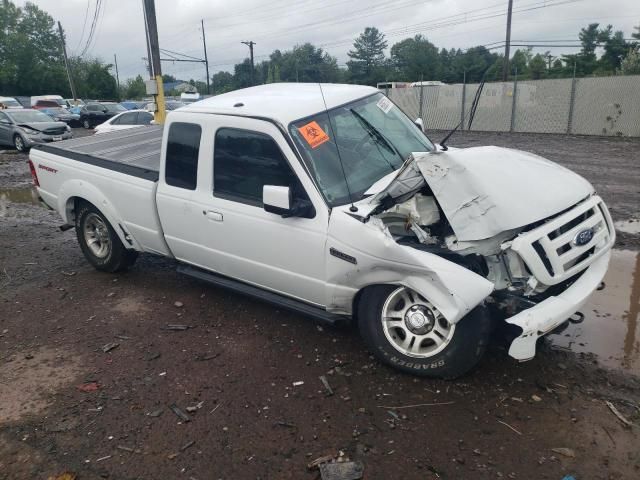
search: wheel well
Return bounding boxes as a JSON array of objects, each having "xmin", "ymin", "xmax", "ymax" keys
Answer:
[
  {"xmin": 351, "ymin": 284, "xmax": 392, "ymax": 324},
  {"xmin": 65, "ymin": 196, "xmax": 88, "ymax": 223}
]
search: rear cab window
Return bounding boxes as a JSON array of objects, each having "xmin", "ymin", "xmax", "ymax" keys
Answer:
[{"xmin": 165, "ymin": 122, "xmax": 202, "ymax": 190}]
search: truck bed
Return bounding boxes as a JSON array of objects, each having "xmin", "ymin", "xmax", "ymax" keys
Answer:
[{"xmin": 33, "ymin": 126, "xmax": 163, "ymax": 181}]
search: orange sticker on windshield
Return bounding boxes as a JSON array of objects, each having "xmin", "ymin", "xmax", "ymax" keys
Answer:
[{"xmin": 298, "ymin": 121, "xmax": 329, "ymax": 149}]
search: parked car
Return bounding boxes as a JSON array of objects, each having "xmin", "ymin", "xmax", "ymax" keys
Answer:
[
  {"xmin": 33, "ymin": 100, "xmax": 62, "ymax": 110},
  {"xmin": 0, "ymin": 108, "xmax": 71, "ymax": 151},
  {"xmin": 79, "ymin": 102, "xmax": 127, "ymax": 129},
  {"xmin": 40, "ymin": 107, "xmax": 81, "ymax": 127},
  {"xmin": 0, "ymin": 96, "xmax": 23, "ymax": 109},
  {"xmin": 94, "ymin": 109, "xmax": 154, "ymax": 134},
  {"xmin": 145, "ymin": 100, "xmax": 185, "ymax": 112},
  {"xmin": 28, "ymin": 83, "xmax": 615, "ymax": 378},
  {"xmin": 31, "ymin": 95, "xmax": 67, "ymax": 108},
  {"xmin": 64, "ymin": 98, "xmax": 85, "ymax": 108},
  {"xmin": 120, "ymin": 101, "xmax": 146, "ymax": 110}
]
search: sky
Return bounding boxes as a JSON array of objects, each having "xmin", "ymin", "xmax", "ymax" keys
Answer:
[{"xmin": 20, "ymin": 0, "xmax": 640, "ymax": 81}]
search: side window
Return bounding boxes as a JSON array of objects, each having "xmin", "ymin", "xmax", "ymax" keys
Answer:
[
  {"xmin": 0, "ymin": 112, "xmax": 9, "ymax": 123},
  {"xmin": 117, "ymin": 112, "xmax": 137, "ymax": 125},
  {"xmin": 110, "ymin": 115, "xmax": 122, "ymax": 125},
  {"xmin": 137, "ymin": 112, "xmax": 153, "ymax": 125},
  {"xmin": 213, "ymin": 128, "xmax": 296, "ymax": 206},
  {"xmin": 165, "ymin": 122, "xmax": 201, "ymax": 190}
]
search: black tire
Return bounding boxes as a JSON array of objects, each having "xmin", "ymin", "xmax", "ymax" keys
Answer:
[
  {"xmin": 13, "ymin": 134, "xmax": 26, "ymax": 152},
  {"xmin": 75, "ymin": 201, "xmax": 138, "ymax": 273},
  {"xmin": 82, "ymin": 119, "xmax": 91, "ymax": 129},
  {"xmin": 358, "ymin": 285, "xmax": 491, "ymax": 378}
]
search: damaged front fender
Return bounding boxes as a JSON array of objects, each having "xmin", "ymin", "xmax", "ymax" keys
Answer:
[{"xmin": 325, "ymin": 209, "xmax": 494, "ymax": 321}]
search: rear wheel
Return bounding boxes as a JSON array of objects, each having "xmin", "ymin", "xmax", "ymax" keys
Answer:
[
  {"xmin": 75, "ymin": 202, "xmax": 137, "ymax": 272},
  {"xmin": 82, "ymin": 119, "xmax": 91, "ymax": 129},
  {"xmin": 358, "ymin": 285, "xmax": 491, "ymax": 378},
  {"xmin": 13, "ymin": 134, "xmax": 26, "ymax": 151}
]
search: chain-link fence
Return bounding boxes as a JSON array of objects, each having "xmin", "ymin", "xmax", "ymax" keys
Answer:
[{"xmin": 387, "ymin": 74, "xmax": 640, "ymax": 137}]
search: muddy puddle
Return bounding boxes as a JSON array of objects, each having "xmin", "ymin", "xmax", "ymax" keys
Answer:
[
  {"xmin": 615, "ymin": 219, "xmax": 640, "ymax": 235},
  {"xmin": 0, "ymin": 186, "xmax": 39, "ymax": 205},
  {"xmin": 550, "ymin": 249, "xmax": 640, "ymax": 375}
]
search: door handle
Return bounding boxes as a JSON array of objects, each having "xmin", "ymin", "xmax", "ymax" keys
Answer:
[{"xmin": 204, "ymin": 210, "xmax": 223, "ymax": 222}]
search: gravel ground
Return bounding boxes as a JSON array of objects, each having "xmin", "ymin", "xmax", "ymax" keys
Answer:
[{"xmin": 0, "ymin": 130, "xmax": 639, "ymax": 480}]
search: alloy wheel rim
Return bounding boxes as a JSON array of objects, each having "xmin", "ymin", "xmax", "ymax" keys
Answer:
[
  {"xmin": 83, "ymin": 213, "xmax": 111, "ymax": 258},
  {"xmin": 381, "ymin": 286, "xmax": 455, "ymax": 358}
]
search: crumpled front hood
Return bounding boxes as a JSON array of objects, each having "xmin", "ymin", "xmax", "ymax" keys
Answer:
[{"xmin": 370, "ymin": 146, "xmax": 594, "ymax": 241}]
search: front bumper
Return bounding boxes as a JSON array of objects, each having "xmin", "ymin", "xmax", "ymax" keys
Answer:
[
  {"xmin": 505, "ymin": 248, "xmax": 611, "ymax": 360},
  {"xmin": 24, "ymin": 131, "xmax": 73, "ymax": 147}
]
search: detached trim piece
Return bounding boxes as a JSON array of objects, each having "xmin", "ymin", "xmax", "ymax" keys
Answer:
[
  {"xmin": 177, "ymin": 265, "xmax": 347, "ymax": 325},
  {"xmin": 33, "ymin": 144, "xmax": 159, "ymax": 182}
]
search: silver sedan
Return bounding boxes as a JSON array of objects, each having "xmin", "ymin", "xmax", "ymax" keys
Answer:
[{"xmin": 0, "ymin": 109, "xmax": 72, "ymax": 151}]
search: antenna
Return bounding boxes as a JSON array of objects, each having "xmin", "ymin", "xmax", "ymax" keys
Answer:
[{"xmin": 318, "ymin": 83, "xmax": 358, "ymax": 212}]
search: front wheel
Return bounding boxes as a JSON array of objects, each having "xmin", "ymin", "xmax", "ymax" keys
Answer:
[
  {"xmin": 13, "ymin": 134, "xmax": 26, "ymax": 151},
  {"xmin": 75, "ymin": 202, "xmax": 138, "ymax": 272},
  {"xmin": 82, "ymin": 119, "xmax": 91, "ymax": 129},
  {"xmin": 358, "ymin": 285, "xmax": 491, "ymax": 378}
]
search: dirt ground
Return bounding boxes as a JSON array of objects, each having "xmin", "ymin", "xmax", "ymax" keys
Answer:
[{"xmin": 1, "ymin": 130, "xmax": 639, "ymax": 480}]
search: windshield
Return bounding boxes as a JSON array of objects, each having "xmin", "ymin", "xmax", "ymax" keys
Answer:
[
  {"xmin": 104, "ymin": 103, "xmax": 126, "ymax": 113},
  {"xmin": 7, "ymin": 110, "xmax": 55, "ymax": 123},
  {"xmin": 1, "ymin": 99, "xmax": 21, "ymax": 107},
  {"xmin": 290, "ymin": 93, "xmax": 434, "ymax": 207}
]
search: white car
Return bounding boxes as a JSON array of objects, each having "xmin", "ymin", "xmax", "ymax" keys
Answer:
[
  {"xmin": 27, "ymin": 83, "xmax": 615, "ymax": 378},
  {"xmin": 94, "ymin": 109, "xmax": 154, "ymax": 135}
]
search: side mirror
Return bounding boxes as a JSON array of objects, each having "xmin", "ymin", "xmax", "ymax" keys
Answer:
[
  {"xmin": 414, "ymin": 118, "xmax": 425, "ymax": 132},
  {"xmin": 263, "ymin": 185, "xmax": 291, "ymax": 216}
]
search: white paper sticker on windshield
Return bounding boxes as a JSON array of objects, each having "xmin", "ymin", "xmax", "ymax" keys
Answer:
[{"xmin": 376, "ymin": 96, "xmax": 393, "ymax": 114}]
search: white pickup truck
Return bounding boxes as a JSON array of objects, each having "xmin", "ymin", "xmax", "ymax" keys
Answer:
[{"xmin": 29, "ymin": 83, "xmax": 615, "ymax": 378}]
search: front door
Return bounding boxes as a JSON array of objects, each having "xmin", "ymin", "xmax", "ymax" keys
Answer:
[
  {"xmin": 156, "ymin": 115, "xmax": 329, "ymax": 307},
  {"xmin": 0, "ymin": 112, "xmax": 11, "ymax": 145}
]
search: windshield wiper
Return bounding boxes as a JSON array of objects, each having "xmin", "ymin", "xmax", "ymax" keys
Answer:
[{"xmin": 349, "ymin": 108, "xmax": 403, "ymax": 162}]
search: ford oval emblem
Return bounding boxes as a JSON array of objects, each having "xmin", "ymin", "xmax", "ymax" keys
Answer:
[{"xmin": 573, "ymin": 228, "xmax": 594, "ymax": 246}]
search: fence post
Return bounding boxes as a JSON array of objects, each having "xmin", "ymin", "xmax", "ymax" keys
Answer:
[
  {"xmin": 509, "ymin": 67, "xmax": 518, "ymax": 132},
  {"xmin": 418, "ymin": 74, "xmax": 424, "ymax": 121},
  {"xmin": 460, "ymin": 70, "xmax": 466, "ymax": 130},
  {"xmin": 567, "ymin": 62, "xmax": 577, "ymax": 134}
]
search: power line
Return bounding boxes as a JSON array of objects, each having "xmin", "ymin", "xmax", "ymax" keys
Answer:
[{"xmin": 74, "ymin": 0, "xmax": 91, "ymax": 53}]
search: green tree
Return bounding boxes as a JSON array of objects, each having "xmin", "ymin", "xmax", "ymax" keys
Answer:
[
  {"xmin": 347, "ymin": 27, "xmax": 388, "ymax": 85},
  {"xmin": 390, "ymin": 35, "xmax": 440, "ymax": 82},
  {"xmin": 599, "ymin": 29, "xmax": 629, "ymax": 71},
  {"xmin": 271, "ymin": 43, "xmax": 341, "ymax": 83},
  {"xmin": 529, "ymin": 53, "xmax": 547, "ymax": 79},
  {"xmin": 211, "ymin": 71, "xmax": 234, "ymax": 94},
  {"xmin": 452, "ymin": 46, "xmax": 496, "ymax": 82},
  {"xmin": 123, "ymin": 75, "xmax": 146, "ymax": 99},
  {"xmin": 621, "ymin": 46, "xmax": 640, "ymax": 74},
  {"xmin": 70, "ymin": 57, "xmax": 118, "ymax": 100}
]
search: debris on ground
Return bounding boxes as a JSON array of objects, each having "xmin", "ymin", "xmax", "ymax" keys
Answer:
[
  {"xmin": 318, "ymin": 461, "xmax": 364, "ymax": 480},
  {"xmin": 169, "ymin": 403, "xmax": 191, "ymax": 422},
  {"xmin": 186, "ymin": 401, "xmax": 204, "ymax": 413},
  {"xmin": 101, "ymin": 342, "xmax": 119, "ymax": 353},
  {"xmin": 180, "ymin": 440, "xmax": 195, "ymax": 451},
  {"xmin": 605, "ymin": 400, "xmax": 633, "ymax": 427},
  {"xmin": 319, "ymin": 375, "xmax": 334, "ymax": 396},
  {"xmin": 195, "ymin": 352, "xmax": 220, "ymax": 361},
  {"xmin": 498, "ymin": 420, "xmax": 523, "ymax": 436},
  {"xmin": 47, "ymin": 473, "xmax": 76, "ymax": 480},
  {"xmin": 76, "ymin": 382, "xmax": 100, "ymax": 393},
  {"xmin": 551, "ymin": 448, "xmax": 576, "ymax": 458},
  {"xmin": 293, "ymin": 381, "xmax": 304, "ymax": 387},
  {"xmin": 174, "ymin": 301, "xmax": 184, "ymax": 308},
  {"xmin": 162, "ymin": 324, "xmax": 191, "ymax": 331}
]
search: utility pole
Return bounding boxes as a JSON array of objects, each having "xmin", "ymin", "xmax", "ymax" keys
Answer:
[
  {"xmin": 201, "ymin": 19, "xmax": 210, "ymax": 94},
  {"xmin": 142, "ymin": 0, "xmax": 166, "ymax": 123},
  {"xmin": 142, "ymin": 0, "xmax": 153, "ymax": 76},
  {"xmin": 241, "ymin": 40, "xmax": 256, "ymax": 86},
  {"xmin": 502, "ymin": 0, "xmax": 513, "ymax": 82},
  {"xmin": 114, "ymin": 54, "xmax": 120, "ymax": 93},
  {"xmin": 57, "ymin": 21, "xmax": 78, "ymax": 104}
]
